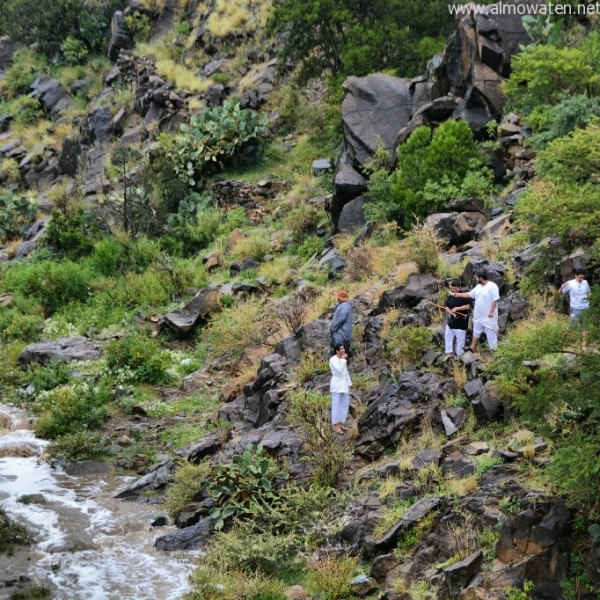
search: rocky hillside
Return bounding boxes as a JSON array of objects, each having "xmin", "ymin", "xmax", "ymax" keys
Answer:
[{"xmin": 0, "ymin": 1, "xmax": 600, "ymax": 599}]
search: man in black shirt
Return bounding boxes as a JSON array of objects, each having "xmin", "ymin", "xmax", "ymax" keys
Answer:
[{"xmin": 444, "ymin": 279, "xmax": 473, "ymax": 360}]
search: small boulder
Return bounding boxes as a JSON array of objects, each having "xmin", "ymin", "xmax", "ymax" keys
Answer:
[{"xmin": 164, "ymin": 286, "xmax": 221, "ymax": 336}]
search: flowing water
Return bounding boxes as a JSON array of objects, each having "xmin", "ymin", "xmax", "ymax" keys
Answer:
[{"xmin": 0, "ymin": 403, "xmax": 196, "ymax": 599}]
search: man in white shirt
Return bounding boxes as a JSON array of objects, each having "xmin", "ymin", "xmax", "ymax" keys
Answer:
[
  {"xmin": 452, "ymin": 270, "xmax": 500, "ymax": 352},
  {"xmin": 559, "ymin": 268, "xmax": 591, "ymax": 325}
]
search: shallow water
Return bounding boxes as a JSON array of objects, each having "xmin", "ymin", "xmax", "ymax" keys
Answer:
[{"xmin": 0, "ymin": 404, "xmax": 195, "ymax": 600}]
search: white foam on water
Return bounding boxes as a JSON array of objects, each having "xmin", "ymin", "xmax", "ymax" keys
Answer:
[{"xmin": 0, "ymin": 404, "xmax": 194, "ymax": 599}]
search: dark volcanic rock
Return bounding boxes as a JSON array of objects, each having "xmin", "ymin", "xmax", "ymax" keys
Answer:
[
  {"xmin": 373, "ymin": 496, "xmax": 440, "ymax": 554},
  {"xmin": 341, "ymin": 74, "xmax": 413, "ymax": 167},
  {"xmin": 377, "ymin": 273, "xmax": 438, "ymax": 312},
  {"xmin": 355, "ymin": 371, "xmax": 455, "ymax": 460},
  {"xmin": 18, "ymin": 337, "xmax": 101, "ymax": 367},
  {"xmin": 155, "ymin": 516, "xmax": 214, "ymax": 551},
  {"xmin": 439, "ymin": 550, "xmax": 483, "ymax": 599}
]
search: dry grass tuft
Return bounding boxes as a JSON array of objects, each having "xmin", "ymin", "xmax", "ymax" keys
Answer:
[
  {"xmin": 443, "ymin": 474, "xmax": 478, "ymax": 496},
  {"xmin": 380, "ymin": 308, "xmax": 400, "ymax": 341},
  {"xmin": 156, "ymin": 59, "xmax": 211, "ymax": 93},
  {"xmin": 452, "ymin": 363, "xmax": 468, "ymax": 389},
  {"xmin": 344, "ymin": 247, "xmax": 374, "ymax": 282}
]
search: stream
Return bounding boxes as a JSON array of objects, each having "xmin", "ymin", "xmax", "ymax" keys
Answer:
[{"xmin": 0, "ymin": 403, "xmax": 195, "ymax": 599}]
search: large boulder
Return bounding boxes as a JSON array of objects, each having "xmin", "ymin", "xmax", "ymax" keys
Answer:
[
  {"xmin": 337, "ymin": 196, "xmax": 369, "ymax": 234},
  {"xmin": 377, "ymin": 273, "xmax": 438, "ymax": 312},
  {"xmin": 164, "ymin": 286, "xmax": 221, "ymax": 336},
  {"xmin": 29, "ymin": 75, "xmax": 74, "ymax": 118},
  {"xmin": 18, "ymin": 337, "xmax": 101, "ymax": 368},
  {"xmin": 341, "ymin": 74, "xmax": 413, "ymax": 168},
  {"xmin": 83, "ymin": 108, "xmax": 113, "ymax": 145},
  {"xmin": 355, "ymin": 372, "xmax": 455, "ymax": 460},
  {"xmin": 108, "ymin": 11, "xmax": 133, "ymax": 62},
  {"xmin": 155, "ymin": 516, "xmax": 214, "ymax": 551},
  {"xmin": 58, "ymin": 135, "xmax": 82, "ymax": 176}
]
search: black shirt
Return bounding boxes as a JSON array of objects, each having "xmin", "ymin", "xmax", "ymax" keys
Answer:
[{"xmin": 445, "ymin": 296, "xmax": 473, "ymax": 330}]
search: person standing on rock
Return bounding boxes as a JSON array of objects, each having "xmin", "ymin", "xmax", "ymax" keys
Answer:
[
  {"xmin": 559, "ymin": 268, "xmax": 591, "ymax": 326},
  {"xmin": 329, "ymin": 289, "xmax": 353, "ymax": 358},
  {"xmin": 452, "ymin": 270, "xmax": 499, "ymax": 352},
  {"xmin": 329, "ymin": 343, "xmax": 352, "ymax": 434},
  {"xmin": 444, "ymin": 279, "xmax": 473, "ymax": 360}
]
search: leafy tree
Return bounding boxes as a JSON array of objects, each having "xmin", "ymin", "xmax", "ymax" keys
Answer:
[
  {"xmin": 268, "ymin": 0, "xmax": 453, "ymax": 83},
  {"xmin": 0, "ymin": 0, "xmax": 126, "ymax": 55},
  {"xmin": 503, "ymin": 44, "xmax": 599, "ymax": 114},
  {"xmin": 535, "ymin": 116, "xmax": 600, "ymax": 185}
]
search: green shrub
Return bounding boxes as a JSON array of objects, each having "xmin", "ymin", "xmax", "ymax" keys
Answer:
[
  {"xmin": 0, "ymin": 309, "xmax": 43, "ymax": 342},
  {"xmin": 105, "ymin": 333, "xmax": 172, "ymax": 384},
  {"xmin": 102, "ymin": 270, "xmax": 170, "ymax": 309},
  {"xmin": 0, "ymin": 192, "xmax": 39, "ymax": 243},
  {"xmin": 295, "ymin": 235, "xmax": 325, "ymax": 260},
  {"xmin": 124, "ymin": 10, "xmax": 154, "ymax": 42},
  {"xmin": 285, "ymin": 204, "xmax": 321, "ymax": 242},
  {"xmin": 165, "ymin": 460, "xmax": 212, "ymax": 516},
  {"xmin": 503, "ymin": 45, "xmax": 598, "ymax": 114},
  {"xmin": 44, "ymin": 208, "xmax": 97, "ymax": 260},
  {"xmin": 185, "ymin": 567, "xmax": 286, "ymax": 600},
  {"xmin": 7, "ymin": 260, "xmax": 94, "ymax": 316},
  {"xmin": 163, "ymin": 101, "xmax": 269, "ymax": 187},
  {"xmin": 548, "ymin": 435, "xmax": 600, "ymax": 512},
  {"xmin": 530, "ymin": 95, "xmax": 600, "ymax": 149},
  {"xmin": 60, "ymin": 35, "xmax": 88, "ymax": 64},
  {"xmin": 0, "ymin": 0, "xmax": 121, "ymax": 55},
  {"xmin": 367, "ymin": 122, "xmax": 489, "ymax": 226},
  {"xmin": 206, "ymin": 522, "xmax": 304, "ymax": 577},
  {"xmin": 47, "ymin": 430, "xmax": 107, "ymax": 461},
  {"xmin": 7, "ymin": 96, "xmax": 44, "ymax": 127},
  {"xmin": 153, "ymin": 255, "xmax": 207, "ymax": 296},
  {"xmin": 386, "ymin": 325, "xmax": 432, "ymax": 369},
  {"xmin": 515, "ymin": 182, "xmax": 600, "ymax": 249},
  {"xmin": 209, "ymin": 444, "xmax": 285, "ymax": 530},
  {"xmin": 230, "ymin": 233, "xmax": 271, "ymax": 261},
  {"xmin": 33, "ymin": 382, "xmax": 111, "ymax": 439},
  {"xmin": 1, "ymin": 48, "xmax": 46, "ymax": 98},
  {"xmin": 28, "ymin": 361, "xmax": 72, "ymax": 393},
  {"xmin": 90, "ymin": 237, "xmax": 125, "ymax": 276},
  {"xmin": 535, "ymin": 117, "xmax": 600, "ymax": 185},
  {"xmin": 287, "ymin": 389, "xmax": 351, "ymax": 488},
  {"xmin": 0, "ymin": 341, "xmax": 28, "ymax": 392}
]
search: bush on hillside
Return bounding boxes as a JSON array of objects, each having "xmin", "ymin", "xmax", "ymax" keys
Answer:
[
  {"xmin": 162, "ymin": 101, "xmax": 269, "ymax": 187},
  {"xmin": 535, "ymin": 117, "xmax": 600, "ymax": 185},
  {"xmin": 366, "ymin": 122, "xmax": 491, "ymax": 227},
  {"xmin": 44, "ymin": 208, "xmax": 97, "ymax": 260},
  {"xmin": 386, "ymin": 325, "xmax": 432, "ymax": 369},
  {"xmin": 529, "ymin": 94, "xmax": 600, "ymax": 149},
  {"xmin": 268, "ymin": 0, "xmax": 452, "ymax": 83},
  {"xmin": 6, "ymin": 260, "xmax": 94, "ymax": 316},
  {"xmin": 33, "ymin": 382, "xmax": 112, "ymax": 439},
  {"xmin": 546, "ymin": 431, "xmax": 600, "ymax": 514},
  {"xmin": 503, "ymin": 44, "xmax": 598, "ymax": 114},
  {"xmin": 0, "ymin": 192, "xmax": 38, "ymax": 243},
  {"xmin": 516, "ymin": 182, "xmax": 600, "ymax": 249},
  {"xmin": 287, "ymin": 389, "xmax": 351, "ymax": 488},
  {"xmin": 105, "ymin": 333, "xmax": 172, "ymax": 384}
]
